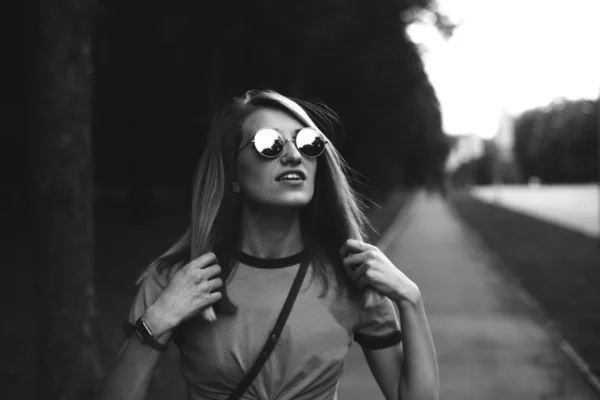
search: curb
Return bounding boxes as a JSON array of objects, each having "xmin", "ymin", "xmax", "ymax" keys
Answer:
[{"xmin": 446, "ymin": 201, "xmax": 600, "ymax": 398}]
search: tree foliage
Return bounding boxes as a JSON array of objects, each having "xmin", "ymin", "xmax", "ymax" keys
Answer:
[
  {"xmin": 513, "ymin": 98, "xmax": 599, "ymax": 183},
  {"xmin": 93, "ymin": 0, "xmax": 451, "ymax": 204}
]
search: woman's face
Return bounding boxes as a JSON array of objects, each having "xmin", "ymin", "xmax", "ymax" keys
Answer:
[{"xmin": 235, "ymin": 107, "xmax": 318, "ymax": 209}]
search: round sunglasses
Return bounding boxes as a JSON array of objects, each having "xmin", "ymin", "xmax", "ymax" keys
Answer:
[{"xmin": 237, "ymin": 127, "xmax": 328, "ymax": 158}]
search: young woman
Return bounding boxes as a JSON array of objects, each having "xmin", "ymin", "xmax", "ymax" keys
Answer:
[{"xmin": 96, "ymin": 90, "xmax": 439, "ymax": 400}]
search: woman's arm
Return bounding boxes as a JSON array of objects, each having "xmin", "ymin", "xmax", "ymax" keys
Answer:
[
  {"xmin": 96, "ymin": 253, "xmax": 223, "ymax": 400},
  {"xmin": 395, "ymin": 290, "xmax": 438, "ymax": 400},
  {"xmin": 361, "ymin": 343, "xmax": 403, "ymax": 400},
  {"xmin": 95, "ymin": 306, "xmax": 172, "ymax": 400},
  {"xmin": 341, "ymin": 240, "xmax": 439, "ymax": 400},
  {"xmin": 361, "ymin": 290, "xmax": 438, "ymax": 400}
]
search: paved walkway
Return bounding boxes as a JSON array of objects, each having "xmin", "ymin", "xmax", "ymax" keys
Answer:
[
  {"xmin": 338, "ymin": 191, "xmax": 599, "ymax": 400},
  {"xmin": 471, "ymin": 184, "xmax": 599, "ymax": 238}
]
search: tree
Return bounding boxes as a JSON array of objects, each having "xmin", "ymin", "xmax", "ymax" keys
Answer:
[
  {"xmin": 513, "ymin": 98, "xmax": 599, "ymax": 183},
  {"xmin": 31, "ymin": 0, "xmax": 102, "ymax": 397},
  {"xmin": 93, "ymin": 0, "xmax": 451, "ymax": 204}
]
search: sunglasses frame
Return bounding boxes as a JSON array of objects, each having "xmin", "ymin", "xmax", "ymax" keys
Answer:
[{"xmin": 238, "ymin": 127, "xmax": 329, "ymax": 159}]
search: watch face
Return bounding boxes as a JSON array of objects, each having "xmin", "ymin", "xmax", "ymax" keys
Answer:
[{"xmin": 135, "ymin": 319, "xmax": 152, "ymax": 343}]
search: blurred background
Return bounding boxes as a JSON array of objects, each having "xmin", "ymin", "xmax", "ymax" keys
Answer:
[{"xmin": 6, "ymin": 0, "xmax": 599, "ymax": 399}]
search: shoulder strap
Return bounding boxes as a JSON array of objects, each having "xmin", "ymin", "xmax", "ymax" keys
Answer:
[{"xmin": 226, "ymin": 259, "xmax": 309, "ymax": 400}]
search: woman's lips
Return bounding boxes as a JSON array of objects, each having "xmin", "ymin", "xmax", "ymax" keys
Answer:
[{"xmin": 275, "ymin": 170, "xmax": 306, "ymax": 181}]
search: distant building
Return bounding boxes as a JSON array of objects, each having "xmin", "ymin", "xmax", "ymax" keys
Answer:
[
  {"xmin": 491, "ymin": 109, "xmax": 522, "ymax": 183},
  {"xmin": 444, "ymin": 134, "xmax": 485, "ymax": 188},
  {"xmin": 444, "ymin": 134, "xmax": 485, "ymax": 174},
  {"xmin": 444, "ymin": 110, "xmax": 522, "ymax": 188},
  {"xmin": 493, "ymin": 108, "xmax": 515, "ymax": 166}
]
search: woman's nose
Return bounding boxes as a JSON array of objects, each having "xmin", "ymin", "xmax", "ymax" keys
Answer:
[{"xmin": 280, "ymin": 140, "xmax": 302, "ymax": 164}]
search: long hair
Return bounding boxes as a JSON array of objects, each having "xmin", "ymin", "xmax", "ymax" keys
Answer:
[{"xmin": 137, "ymin": 89, "xmax": 373, "ymax": 314}]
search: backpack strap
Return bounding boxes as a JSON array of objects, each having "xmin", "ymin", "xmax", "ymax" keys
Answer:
[{"xmin": 226, "ymin": 258, "xmax": 309, "ymax": 400}]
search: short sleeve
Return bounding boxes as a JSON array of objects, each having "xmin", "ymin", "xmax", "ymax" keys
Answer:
[
  {"xmin": 127, "ymin": 264, "xmax": 173, "ymax": 324},
  {"xmin": 353, "ymin": 296, "xmax": 402, "ymax": 350}
]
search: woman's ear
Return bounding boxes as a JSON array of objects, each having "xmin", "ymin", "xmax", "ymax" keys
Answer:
[{"xmin": 232, "ymin": 181, "xmax": 241, "ymax": 193}]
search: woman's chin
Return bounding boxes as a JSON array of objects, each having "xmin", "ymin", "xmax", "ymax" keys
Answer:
[
  {"xmin": 278, "ymin": 191, "xmax": 314, "ymax": 207},
  {"xmin": 258, "ymin": 195, "xmax": 313, "ymax": 210},
  {"xmin": 270, "ymin": 197, "xmax": 312, "ymax": 209},
  {"xmin": 241, "ymin": 188, "xmax": 314, "ymax": 210}
]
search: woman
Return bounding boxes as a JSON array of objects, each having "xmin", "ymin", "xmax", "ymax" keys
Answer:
[{"xmin": 96, "ymin": 89, "xmax": 439, "ymax": 400}]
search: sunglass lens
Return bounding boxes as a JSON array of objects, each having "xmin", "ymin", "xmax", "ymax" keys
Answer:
[
  {"xmin": 254, "ymin": 129, "xmax": 284, "ymax": 157},
  {"xmin": 296, "ymin": 128, "xmax": 325, "ymax": 157}
]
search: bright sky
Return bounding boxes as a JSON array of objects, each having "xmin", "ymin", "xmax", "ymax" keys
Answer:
[{"xmin": 406, "ymin": 0, "xmax": 600, "ymax": 139}]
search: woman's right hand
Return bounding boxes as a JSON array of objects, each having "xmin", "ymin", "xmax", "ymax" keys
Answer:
[{"xmin": 145, "ymin": 252, "xmax": 223, "ymax": 336}]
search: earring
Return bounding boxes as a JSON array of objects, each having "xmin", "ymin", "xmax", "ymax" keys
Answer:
[{"xmin": 232, "ymin": 181, "xmax": 240, "ymax": 193}]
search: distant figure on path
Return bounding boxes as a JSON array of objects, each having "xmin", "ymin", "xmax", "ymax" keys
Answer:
[{"xmin": 96, "ymin": 89, "xmax": 439, "ymax": 400}]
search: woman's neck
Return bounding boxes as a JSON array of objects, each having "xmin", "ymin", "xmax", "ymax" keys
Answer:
[{"xmin": 238, "ymin": 204, "xmax": 304, "ymax": 259}]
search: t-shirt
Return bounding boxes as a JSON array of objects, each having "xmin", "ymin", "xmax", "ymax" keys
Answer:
[{"xmin": 127, "ymin": 258, "xmax": 402, "ymax": 400}]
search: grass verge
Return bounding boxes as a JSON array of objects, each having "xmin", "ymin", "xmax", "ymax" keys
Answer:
[{"xmin": 448, "ymin": 191, "xmax": 600, "ymax": 380}]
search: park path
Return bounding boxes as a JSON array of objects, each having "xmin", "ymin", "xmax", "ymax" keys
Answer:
[{"xmin": 337, "ymin": 190, "xmax": 599, "ymax": 400}]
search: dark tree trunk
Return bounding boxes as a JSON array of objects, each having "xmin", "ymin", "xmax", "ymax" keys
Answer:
[
  {"xmin": 32, "ymin": 0, "xmax": 102, "ymax": 398},
  {"xmin": 209, "ymin": 50, "xmax": 223, "ymax": 117},
  {"xmin": 121, "ymin": 2, "xmax": 160, "ymax": 224}
]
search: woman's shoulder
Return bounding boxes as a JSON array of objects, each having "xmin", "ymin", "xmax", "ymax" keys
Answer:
[
  {"xmin": 127, "ymin": 260, "xmax": 184, "ymax": 323},
  {"xmin": 136, "ymin": 260, "xmax": 183, "ymax": 290}
]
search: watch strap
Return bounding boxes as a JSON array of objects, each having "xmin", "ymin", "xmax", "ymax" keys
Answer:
[{"xmin": 122, "ymin": 318, "xmax": 168, "ymax": 352}]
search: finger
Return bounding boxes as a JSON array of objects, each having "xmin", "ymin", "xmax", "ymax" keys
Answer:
[
  {"xmin": 342, "ymin": 252, "xmax": 367, "ymax": 269},
  {"xmin": 201, "ymin": 264, "xmax": 222, "ymax": 280},
  {"xmin": 206, "ymin": 277, "xmax": 223, "ymax": 292},
  {"xmin": 208, "ymin": 291, "xmax": 222, "ymax": 304},
  {"xmin": 190, "ymin": 252, "xmax": 219, "ymax": 269},
  {"xmin": 197, "ymin": 292, "xmax": 222, "ymax": 311},
  {"xmin": 339, "ymin": 239, "xmax": 361, "ymax": 257},
  {"xmin": 356, "ymin": 274, "xmax": 369, "ymax": 289},
  {"xmin": 339, "ymin": 239, "xmax": 370, "ymax": 258},
  {"xmin": 342, "ymin": 255, "xmax": 367, "ymax": 280},
  {"xmin": 351, "ymin": 264, "xmax": 368, "ymax": 281}
]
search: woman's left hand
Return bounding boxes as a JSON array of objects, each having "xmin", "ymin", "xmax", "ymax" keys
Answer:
[{"xmin": 340, "ymin": 239, "xmax": 421, "ymax": 305}]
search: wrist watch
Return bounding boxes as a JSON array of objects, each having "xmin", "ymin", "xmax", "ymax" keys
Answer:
[{"xmin": 122, "ymin": 317, "xmax": 168, "ymax": 352}]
